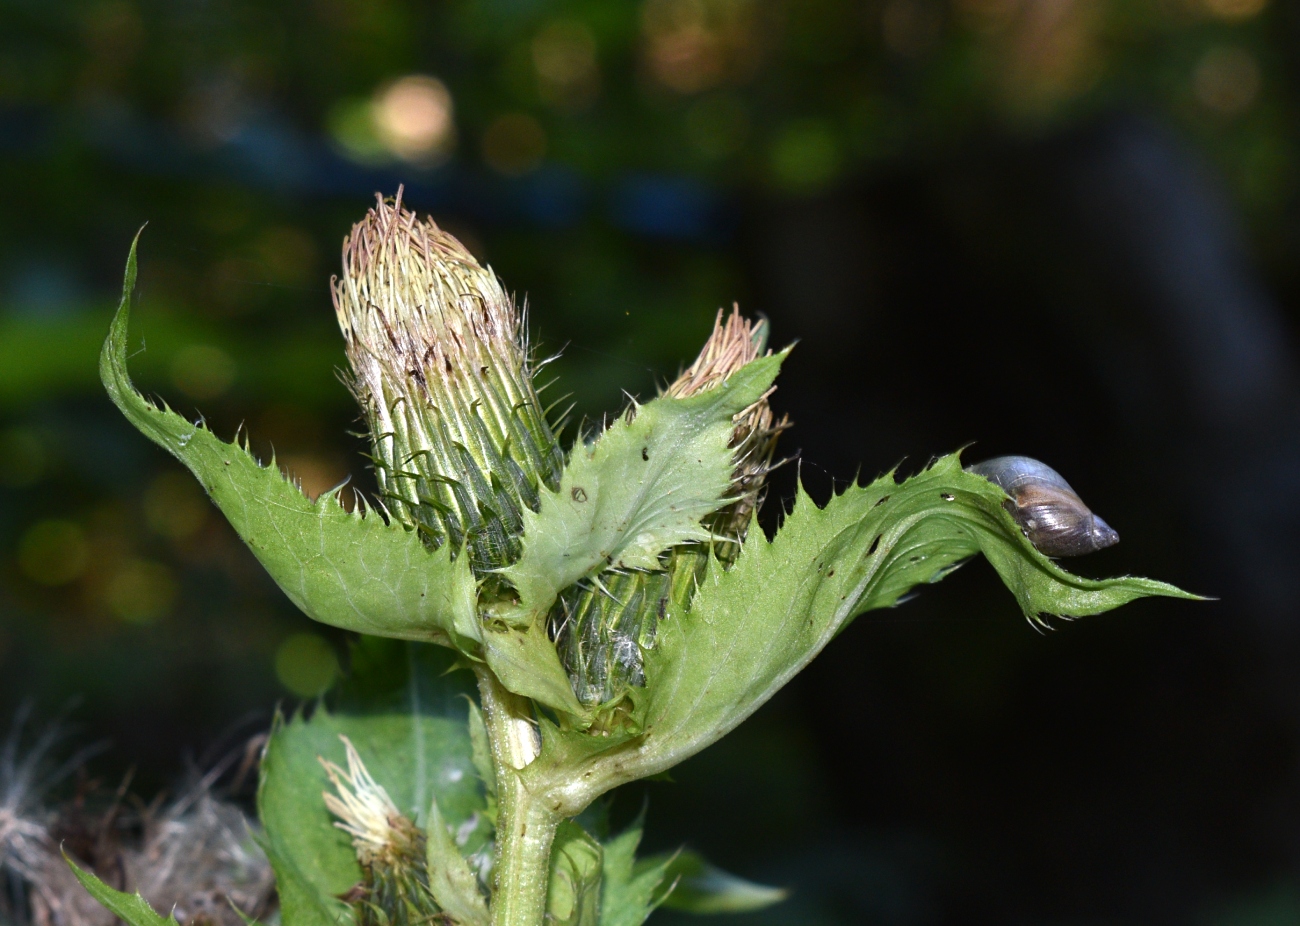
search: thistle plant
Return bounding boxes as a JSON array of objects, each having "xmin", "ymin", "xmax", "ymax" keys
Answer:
[{"xmin": 78, "ymin": 191, "xmax": 1197, "ymax": 926}]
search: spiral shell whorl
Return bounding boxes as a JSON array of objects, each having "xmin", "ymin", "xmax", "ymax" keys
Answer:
[{"xmin": 967, "ymin": 455, "xmax": 1119, "ymax": 557}]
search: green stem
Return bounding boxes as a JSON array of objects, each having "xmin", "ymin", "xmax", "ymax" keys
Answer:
[{"xmin": 475, "ymin": 666, "xmax": 558, "ymax": 926}]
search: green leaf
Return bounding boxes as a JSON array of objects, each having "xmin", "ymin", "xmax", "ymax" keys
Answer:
[
  {"xmin": 649, "ymin": 852, "xmax": 787, "ymax": 914},
  {"xmin": 500, "ymin": 353, "xmax": 785, "ymax": 621},
  {"xmin": 547, "ymin": 821, "xmax": 604, "ymax": 926},
  {"xmin": 630, "ymin": 453, "xmax": 1198, "ymax": 778},
  {"xmin": 256, "ymin": 710, "xmax": 361, "ymax": 926},
  {"xmin": 100, "ymin": 237, "xmax": 480, "ymax": 652},
  {"xmin": 425, "ymin": 793, "xmax": 491, "ymax": 926},
  {"xmin": 598, "ymin": 823, "xmax": 671, "ymax": 926},
  {"xmin": 482, "ymin": 621, "xmax": 588, "ymax": 718},
  {"xmin": 66, "ymin": 857, "xmax": 178, "ymax": 926},
  {"xmin": 258, "ymin": 645, "xmax": 487, "ymax": 926},
  {"xmin": 526, "ymin": 453, "xmax": 1197, "ymax": 815}
]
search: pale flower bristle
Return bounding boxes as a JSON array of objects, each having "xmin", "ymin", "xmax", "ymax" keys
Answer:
[
  {"xmin": 667, "ymin": 305, "xmax": 790, "ymax": 537},
  {"xmin": 666, "ymin": 305, "xmax": 769, "ymax": 400},
  {"xmin": 331, "ymin": 188, "xmax": 520, "ymax": 405},
  {"xmin": 319, "ymin": 735, "xmax": 403, "ymax": 864}
]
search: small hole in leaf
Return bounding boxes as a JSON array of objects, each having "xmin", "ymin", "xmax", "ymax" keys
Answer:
[
  {"xmin": 571, "ymin": 486, "xmax": 588, "ymax": 502},
  {"xmin": 940, "ymin": 492, "xmax": 955, "ymax": 501},
  {"xmin": 874, "ymin": 495, "xmax": 890, "ymax": 507},
  {"xmin": 867, "ymin": 535, "xmax": 881, "ymax": 555},
  {"xmin": 641, "ymin": 446, "xmax": 649, "ymax": 461}
]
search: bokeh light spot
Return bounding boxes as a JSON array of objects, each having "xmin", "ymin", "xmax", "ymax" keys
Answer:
[
  {"xmin": 326, "ymin": 96, "xmax": 389, "ymax": 165},
  {"xmin": 532, "ymin": 20, "xmax": 600, "ymax": 109},
  {"xmin": 373, "ymin": 75, "xmax": 455, "ymax": 163},
  {"xmin": 18, "ymin": 519, "xmax": 88, "ymax": 586},
  {"xmin": 978, "ymin": 0, "xmax": 1102, "ymax": 116},
  {"xmin": 769, "ymin": 121, "xmax": 842, "ymax": 195},
  {"xmin": 258, "ymin": 403, "xmax": 323, "ymax": 448},
  {"xmin": 144, "ymin": 471, "xmax": 209, "ymax": 541},
  {"xmin": 954, "ymin": 0, "xmax": 1018, "ymax": 31},
  {"xmin": 1203, "ymin": 0, "xmax": 1267, "ymax": 20},
  {"xmin": 882, "ymin": 0, "xmax": 944, "ymax": 58},
  {"xmin": 106, "ymin": 559, "xmax": 177, "ymax": 624},
  {"xmin": 0, "ymin": 427, "xmax": 48, "ymax": 487},
  {"xmin": 82, "ymin": 1, "xmax": 145, "ymax": 67},
  {"xmin": 482, "ymin": 113, "xmax": 548, "ymax": 176},
  {"xmin": 254, "ymin": 226, "xmax": 316, "ymax": 288},
  {"xmin": 640, "ymin": 0, "xmax": 764, "ymax": 95},
  {"xmin": 171, "ymin": 344, "xmax": 237, "ymax": 400},
  {"xmin": 274, "ymin": 633, "xmax": 340, "ymax": 697},
  {"xmin": 1194, "ymin": 46, "xmax": 1261, "ymax": 116}
]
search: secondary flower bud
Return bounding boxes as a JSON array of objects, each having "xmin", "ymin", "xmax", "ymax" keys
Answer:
[
  {"xmin": 321, "ymin": 737, "xmax": 443, "ymax": 926},
  {"xmin": 556, "ymin": 307, "xmax": 789, "ymax": 717},
  {"xmin": 555, "ymin": 569, "xmax": 669, "ymax": 713},
  {"xmin": 665, "ymin": 306, "xmax": 788, "ymax": 544},
  {"xmin": 331, "ymin": 190, "xmax": 563, "ymax": 573}
]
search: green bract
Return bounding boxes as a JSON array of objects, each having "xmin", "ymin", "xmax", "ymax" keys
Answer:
[
  {"xmin": 499, "ymin": 349, "xmax": 784, "ymax": 624},
  {"xmin": 100, "ymin": 236, "xmax": 483, "ymax": 654},
  {"xmin": 83, "ymin": 199, "xmax": 1198, "ymax": 926}
]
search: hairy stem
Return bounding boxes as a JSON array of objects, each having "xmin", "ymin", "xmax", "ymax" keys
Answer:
[{"xmin": 474, "ymin": 666, "xmax": 557, "ymax": 926}]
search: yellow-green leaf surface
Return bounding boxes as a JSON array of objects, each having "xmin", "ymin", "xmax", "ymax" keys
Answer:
[
  {"xmin": 101, "ymin": 236, "xmax": 479, "ymax": 652},
  {"xmin": 597, "ymin": 822, "xmax": 671, "ymax": 926},
  {"xmin": 482, "ymin": 621, "xmax": 587, "ymax": 717},
  {"xmin": 531, "ymin": 454, "xmax": 1198, "ymax": 812},
  {"xmin": 425, "ymin": 791, "xmax": 491, "ymax": 926},
  {"xmin": 631, "ymin": 454, "xmax": 1198, "ymax": 779},
  {"xmin": 500, "ymin": 352, "xmax": 785, "ymax": 621},
  {"xmin": 547, "ymin": 822, "xmax": 604, "ymax": 926}
]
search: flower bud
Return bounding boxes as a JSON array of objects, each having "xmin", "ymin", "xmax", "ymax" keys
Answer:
[
  {"xmin": 555, "ymin": 570, "xmax": 668, "ymax": 711},
  {"xmin": 331, "ymin": 190, "xmax": 564, "ymax": 573},
  {"xmin": 321, "ymin": 737, "xmax": 442, "ymax": 926},
  {"xmin": 556, "ymin": 307, "xmax": 788, "ymax": 716},
  {"xmin": 665, "ymin": 306, "xmax": 788, "ymax": 545}
]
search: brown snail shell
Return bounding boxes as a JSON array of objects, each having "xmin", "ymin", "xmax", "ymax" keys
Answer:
[{"xmin": 966, "ymin": 455, "xmax": 1119, "ymax": 557}]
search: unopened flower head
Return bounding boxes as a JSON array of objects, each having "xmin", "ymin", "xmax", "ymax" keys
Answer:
[
  {"xmin": 557, "ymin": 307, "xmax": 788, "ymax": 718},
  {"xmin": 321, "ymin": 737, "xmax": 441, "ymax": 926},
  {"xmin": 554, "ymin": 569, "xmax": 670, "ymax": 716},
  {"xmin": 666, "ymin": 306, "xmax": 788, "ymax": 541},
  {"xmin": 332, "ymin": 190, "xmax": 564, "ymax": 573}
]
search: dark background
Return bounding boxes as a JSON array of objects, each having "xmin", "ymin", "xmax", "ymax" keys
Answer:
[{"xmin": 2, "ymin": 1, "xmax": 1299, "ymax": 923}]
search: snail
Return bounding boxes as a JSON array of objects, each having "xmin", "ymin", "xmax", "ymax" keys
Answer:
[{"xmin": 966, "ymin": 455, "xmax": 1119, "ymax": 557}]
